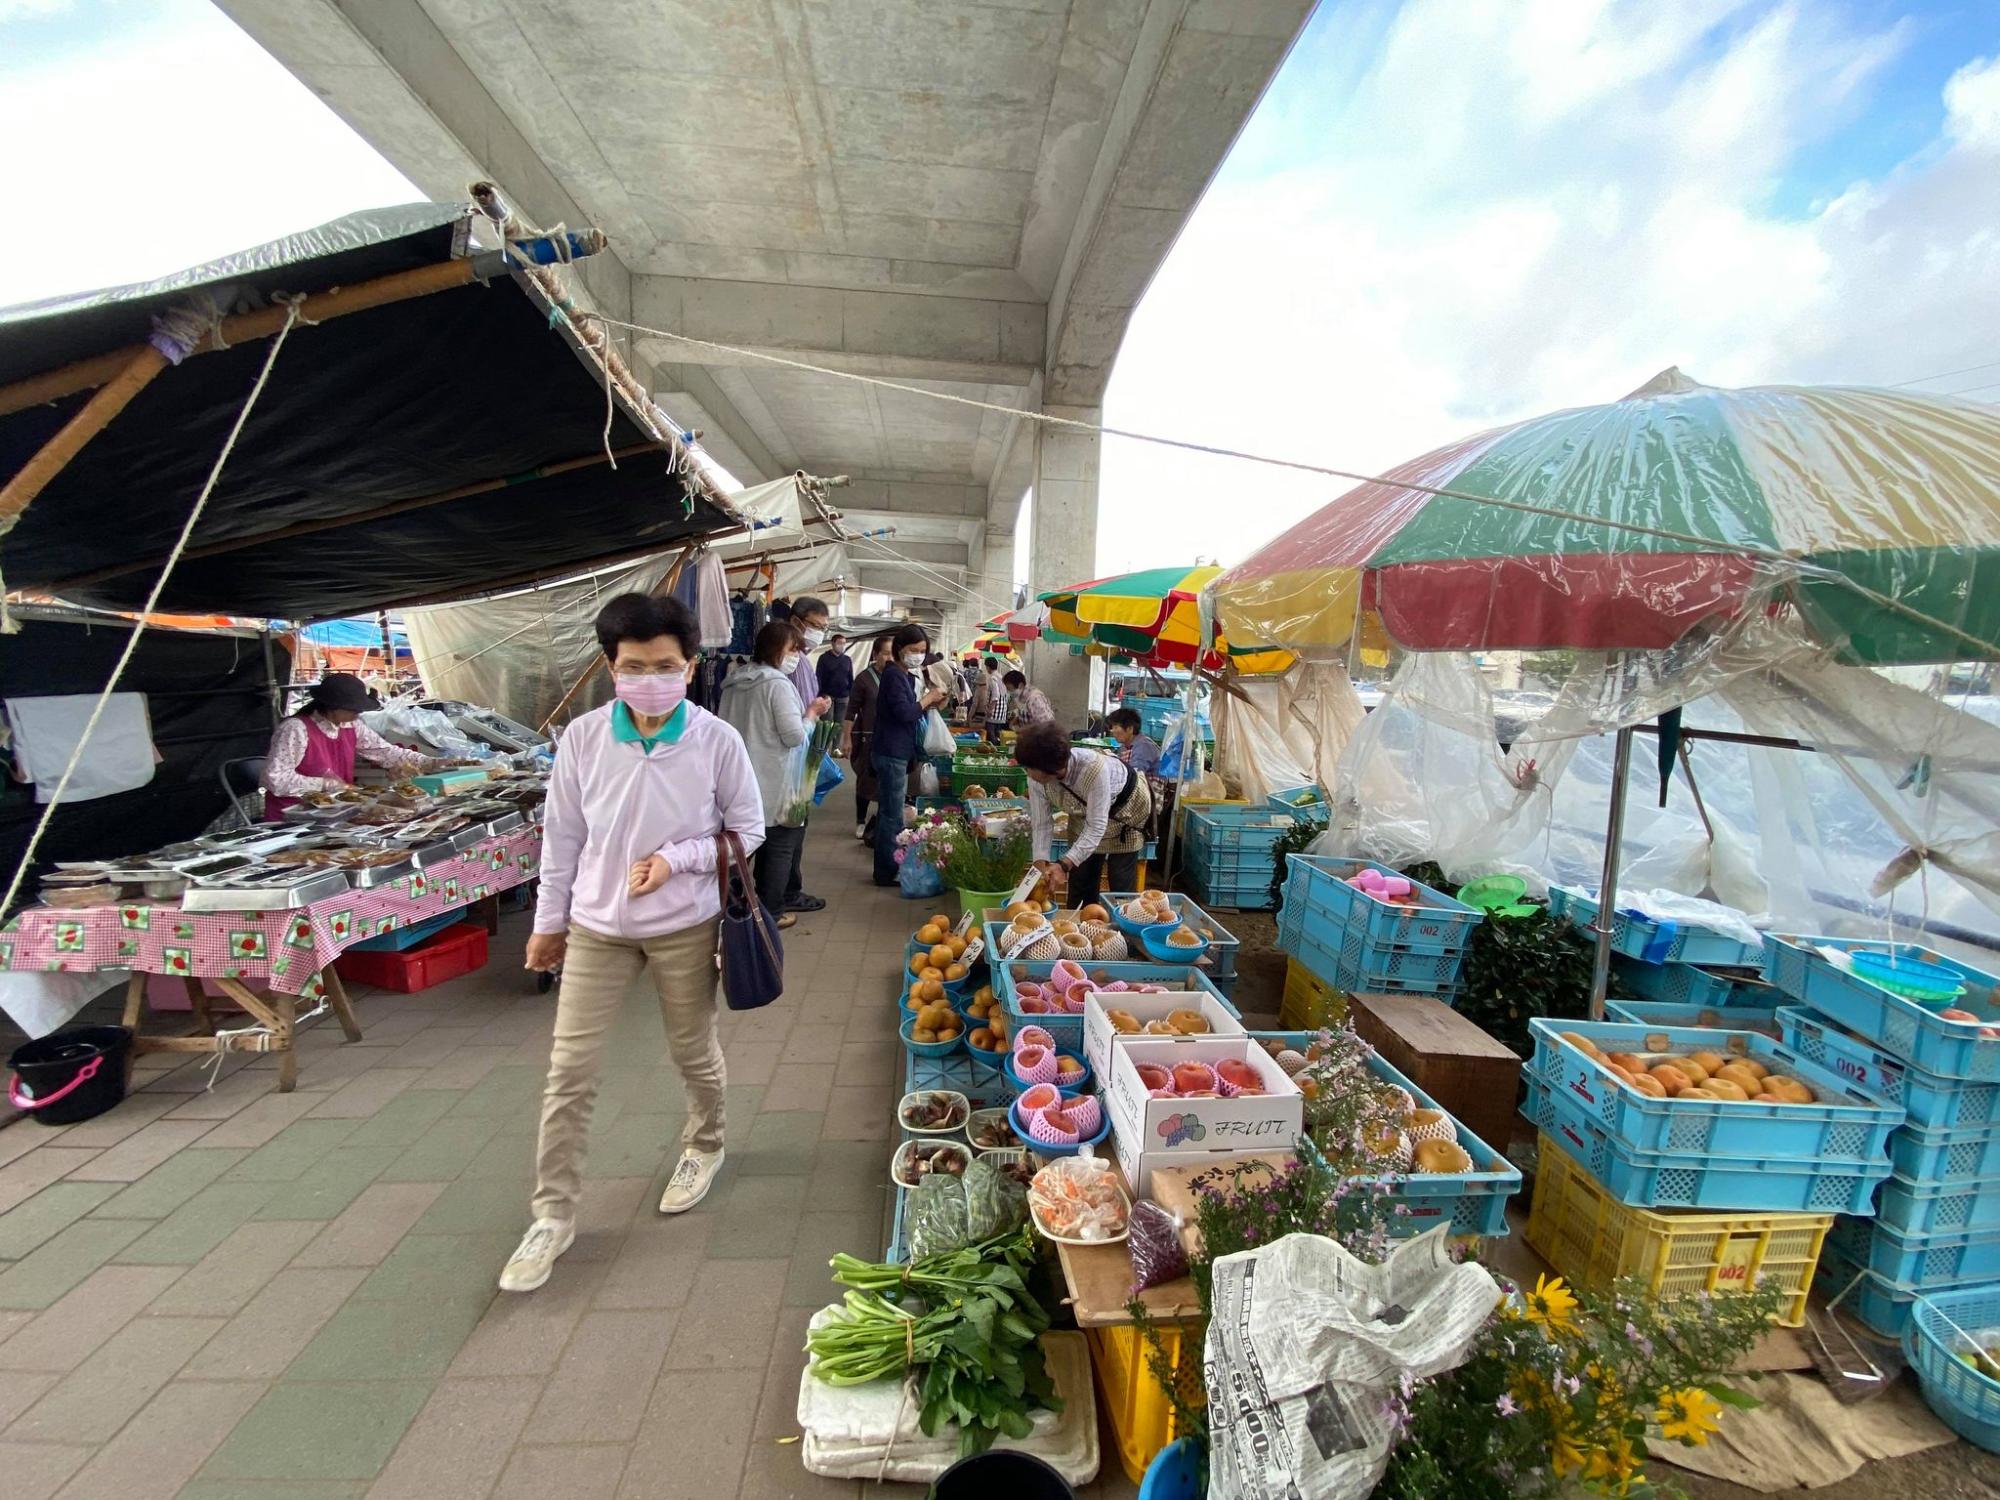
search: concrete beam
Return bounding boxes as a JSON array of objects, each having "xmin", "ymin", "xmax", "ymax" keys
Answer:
[
  {"xmin": 632, "ymin": 277, "xmax": 1044, "ymax": 387},
  {"xmin": 832, "ymin": 478, "xmax": 988, "ymax": 519}
]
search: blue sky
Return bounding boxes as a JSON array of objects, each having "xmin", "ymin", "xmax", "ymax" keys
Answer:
[{"xmin": 3, "ymin": 0, "xmax": 1996, "ymax": 578}]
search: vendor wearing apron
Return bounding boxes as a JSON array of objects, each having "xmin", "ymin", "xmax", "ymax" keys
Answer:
[
  {"xmin": 1015, "ymin": 720, "xmax": 1153, "ymax": 911},
  {"xmin": 261, "ymin": 672, "xmax": 432, "ymax": 819}
]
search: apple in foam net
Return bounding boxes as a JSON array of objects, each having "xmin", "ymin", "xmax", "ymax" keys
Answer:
[
  {"xmin": 1135, "ymin": 1063, "xmax": 1171, "ymax": 1092},
  {"xmin": 1215, "ymin": 1058, "xmax": 1260, "ymax": 1090}
]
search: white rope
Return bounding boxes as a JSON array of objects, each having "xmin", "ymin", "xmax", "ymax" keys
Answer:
[
  {"xmin": 0, "ymin": 304, "xmax": 304, "ymax": 920},
  {"xmin": 596, "ymin": 314, "xmax": 2000, "ymax": 662},
  {"xmin": 200, "ymin": 994, "xmax": 328, "ymax": 1091}
]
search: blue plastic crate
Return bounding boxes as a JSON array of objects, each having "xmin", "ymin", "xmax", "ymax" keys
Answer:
[
  {"xmin": 1814, "ymin": 1242, "xmax": 1923, "ymax": 1339},
  {"xmin": 1279, "ymin": 908, "xmax": 1467, "ymax": 997},
  {"xmin": 346, "ymin": 910, "xmax": 459, "ymax": 952},
  {"xmin": 1602, "ymin": 1001, "xmax": 1781, "ymax": 1036},
  {"xmin": 1252, "ymin": 1031, "xmax": 1520, "ymax": 1238},
  {"xmin": 1612, "ymin": 956, "xmax": 1777, "ymax": 1009},
  {"xmin": 1280, "ymin": 857, "xmax": 1481, "ymax": 956},
  {"xmin": 1266, "ymin": 785, "xmax": 1329, "ymax": 825},
  {"xmin": 1189, "ymin": 870, "xmax": 1277, "ymax": 911},
  {"xmin": 1521, "ymin": 1070, "xmax": 1889, "ymax": 1213},
  {"xmin": 994, "ymin": 960, "xmax": 1235, "ymax": 1052},
  {"xmin": 1764, "ymin": 935, "xmax": 2000, "ymax": 1081},
  {"xmin": 1878, "ymin": 1172, "xmax": 2000, "ymax": 1235},
  {"xmin": 1907, "ymin": 1286, "xmax": 2000, "ymax": 1453},
  {"xmin": 903, "ymin": 1047, "xmax": 1008, "ymax": 1110},
  {"xmin": 1889, "ymin": 1118, "xmax": 2000, "ymax": 1185},
  {"xmin": 1828, "ymin": 1214, "xmax": 2000, "ymax": 1287},
  {"xmin": 1551, "ymin": 887, "xmax": 1765, "ymax": 967},
  {"xmin": 1525, "ymin": 1019, "xmax": 1904, "ymax": 1161},
  {"xmin": 1775, "ymin": 1006, "xmax": 2000, "ymax": 1129}
]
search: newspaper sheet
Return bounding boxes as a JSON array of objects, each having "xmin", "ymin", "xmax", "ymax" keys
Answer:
[{"xmin": 1204, "ymin": 1227, "xmax": 1501, "ymax": 1500}]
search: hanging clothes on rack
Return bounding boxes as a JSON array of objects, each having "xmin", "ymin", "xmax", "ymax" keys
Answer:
[
  {"xmin": 727, "ymin": 593, "xmax": 765, "ymax": 657},
  {"xmin": 694, "ymin": 550, "xmax": 732, "ymax": 647}
]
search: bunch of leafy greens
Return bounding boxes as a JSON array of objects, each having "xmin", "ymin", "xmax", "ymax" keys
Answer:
[
  {"xmin": 1267, "ymin": 819, "xmax": 1324, "ymax": 912},
  {"xmin": 806, "ymin": 1228, "xmax": 1059, "ymax": 1456}
]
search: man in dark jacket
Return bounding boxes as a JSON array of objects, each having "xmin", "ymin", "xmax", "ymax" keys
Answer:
[{"xmin": 817, "ymin": 634, "xmax": 854, "ymax": 742}]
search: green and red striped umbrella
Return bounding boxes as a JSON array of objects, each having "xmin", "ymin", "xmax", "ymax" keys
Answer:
[{"xmin": 1211, "ymin": 370, "xmax": 2000, "ymax": 665}]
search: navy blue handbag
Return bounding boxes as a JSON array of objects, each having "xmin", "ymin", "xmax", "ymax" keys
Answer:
[{"xmin": 715, "ymin": 831, "xmax": 783, "ymax": 1010}]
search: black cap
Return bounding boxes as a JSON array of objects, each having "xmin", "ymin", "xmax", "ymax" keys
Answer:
[{"xmin": 306, "ymin": 673, "xmax": 381, "ymax": 714}]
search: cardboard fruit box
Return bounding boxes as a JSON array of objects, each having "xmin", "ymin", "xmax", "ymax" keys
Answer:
[
  {"xmin": 1106, "ymin": 1036, "xmax": 1302, "ymax": 1197},
  {"xmin": 1080, "ymin": 991, "xmax": 1245, "ymax": 1085}
]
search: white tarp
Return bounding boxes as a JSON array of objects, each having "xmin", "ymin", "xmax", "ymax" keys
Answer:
[{"xmin": 1212, "ymin": 662, "xmax": 1367, "ymax": 803}]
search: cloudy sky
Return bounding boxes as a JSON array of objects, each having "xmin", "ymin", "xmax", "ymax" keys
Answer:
[{"xmin": 3, "ymin": 0, "xmax": 1996, "ymax": 585}]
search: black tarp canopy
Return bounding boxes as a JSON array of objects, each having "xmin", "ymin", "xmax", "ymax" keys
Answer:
[{"xmin": 0, "ymin": 202, "xmax": 735, "ymax": 619}]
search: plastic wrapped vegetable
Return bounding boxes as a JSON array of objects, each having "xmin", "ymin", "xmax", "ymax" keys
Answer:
[
  {"xmin": 1128, "ymin": 1199, "xmax": 1189, "ymax": 1291},
  {"xmin": 906, "ymin": 1159, "xmax": 1027, "ymax": 1259}
]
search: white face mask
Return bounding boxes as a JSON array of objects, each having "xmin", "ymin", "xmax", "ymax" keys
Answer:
[
  {"xmin": 800, "ymin": 627, "xmax": 825, "ymax": 649},
  {"xmin": 901, "ymin": 650, "xmax": 926, "ymax": 670},
  {"xmin": 781, "ymin": 653, "xmax": 801, "ymax": 674}
]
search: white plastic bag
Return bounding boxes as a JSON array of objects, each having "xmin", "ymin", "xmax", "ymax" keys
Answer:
[
  {"xmin": 922, "ymin": 710, "xmax": 956, "ymax": 757},
  {"xmin": 917, "ymin": 763, "xmax": 940, "ymax": 798}
]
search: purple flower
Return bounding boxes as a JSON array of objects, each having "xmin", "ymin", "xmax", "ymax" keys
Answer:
[{"xmin": 1495, "ymin": 1394, "xmax": 1519, "ymax": 1416}]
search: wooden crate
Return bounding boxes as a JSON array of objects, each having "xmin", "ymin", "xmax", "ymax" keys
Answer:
[{"xmin": 1349, "ymin": 992, "xmax": 1521, "ymax": 1160}]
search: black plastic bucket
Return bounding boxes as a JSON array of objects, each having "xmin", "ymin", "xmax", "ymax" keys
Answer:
[
  {"xmin": 8, "ymin": 1025, "xmax": 133, "ymax": 1125},
  {"xmin": 932, "ymin": 1450, "xmax": 1073, "ymax": 1499}
]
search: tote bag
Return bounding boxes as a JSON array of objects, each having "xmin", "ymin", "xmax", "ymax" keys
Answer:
[{"xmin": 713, "ymin": 831, "xmax": 783, "ymax": 1010}]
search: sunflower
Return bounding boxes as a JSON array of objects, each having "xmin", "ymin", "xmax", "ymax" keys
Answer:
[
  {"xmin": 1550, "ymin": 1419, "xmax": 1588, "ymax": 1479},
  {"xmin": 1523, "ymin": 1274, "xmax": 1580, "ymax": 1336},
  {"xmin": 1655, "ymin": 1386, "xmax": 1724, "ymax": 1446},
  {"xmin": 1585, "ymin": 1435, "xmax": 1640, "ymax": 1493}
]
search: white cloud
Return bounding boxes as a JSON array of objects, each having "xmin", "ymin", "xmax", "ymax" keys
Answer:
[
  {"xmin": 0, "ymin": 0, "xmax": 417, "ymax": 307},
  {"xmin": 1097, "ymin": 1, "xmax": 1996, "ymax": 575}
]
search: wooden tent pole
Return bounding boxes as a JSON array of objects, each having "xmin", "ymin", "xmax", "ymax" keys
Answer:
[
  {"xmin": 0, "ymin": 346, "xmax": 168, "ymax": 524},
  {"xmin": 54, "ymin": 441, "xmax": 667, "ymax": 591},
  {"xmin": 0, "ymin": 259, "xmax": 483, "ymax": 422}
]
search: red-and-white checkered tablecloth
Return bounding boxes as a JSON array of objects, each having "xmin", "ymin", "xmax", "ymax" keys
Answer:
[{"xmin": 0, "ymin": 827, "xmax": 542, "ymax": 994}]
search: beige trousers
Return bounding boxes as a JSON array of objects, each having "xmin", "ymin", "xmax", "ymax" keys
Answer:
[{"xmin": 531, "ymin": 918, "xmax": 724, "ymax": 1223}]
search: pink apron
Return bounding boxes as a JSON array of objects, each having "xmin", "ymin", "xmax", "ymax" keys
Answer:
[{"xmin": 263, "ymin": 715, "xmax": 358, "ymax": 820}]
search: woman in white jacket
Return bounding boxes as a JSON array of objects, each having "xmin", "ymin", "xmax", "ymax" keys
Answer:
[{"xmin": 719, "ymin": 621, "xmax": 829, "ymax": 930}]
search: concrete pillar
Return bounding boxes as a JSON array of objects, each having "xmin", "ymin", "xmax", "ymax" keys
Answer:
[{"xmin": 1029, "ymin": 405, "xmax": 1100, "ymax": 725}]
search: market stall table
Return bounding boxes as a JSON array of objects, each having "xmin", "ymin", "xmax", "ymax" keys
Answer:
[{"xmin": 0, "ymin": 824, "xmax": 541, "ymax": 1089}]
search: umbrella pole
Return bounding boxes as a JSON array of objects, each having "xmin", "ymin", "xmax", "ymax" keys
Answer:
[{"xmin": 1589, "ymin": 725, "xmax": 1636, "ymax": 1020}]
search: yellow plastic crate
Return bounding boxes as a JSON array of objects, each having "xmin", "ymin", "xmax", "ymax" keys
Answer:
[
  {"xmin": 1279, "ymin": 956, "xmax": 1346, "ymax": 1031},
  {"xmin": 1526, "ymin": 1133, "xmax": 1831, "ymax": 1327},
  {"xmin": 1086, "ymin": 1319, "xmax": 1204, "ymax": 1483}
]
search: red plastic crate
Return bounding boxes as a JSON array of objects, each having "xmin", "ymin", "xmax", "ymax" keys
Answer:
[{"xmin": 334, "ymin": 923, "xmax": 489, "ymax": 993}]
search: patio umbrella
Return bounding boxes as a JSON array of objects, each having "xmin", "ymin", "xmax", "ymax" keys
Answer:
[
  {"xmin": 1039, "ymin": 565, "xmax": 1293, "ymax": 674},
  {"xmin": 1210, "ymin": 369, "xmax": 2000, "ymax": 666},
  {"xmin": 979, "ymin": 609, "xmax": 1042, "ymax": 643}
]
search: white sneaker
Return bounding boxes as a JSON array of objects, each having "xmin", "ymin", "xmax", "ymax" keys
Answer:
[
  {"xmin": 854, "ymin": 824, "xmax": 868, "ymax": 841},
  {"xmin": 498, "ymin": 1217, "xmax": 574, "ymax": 1293},
  {"xmin": 659, "ymin": 1147, "xmax": 724, "ymax": 1214}
]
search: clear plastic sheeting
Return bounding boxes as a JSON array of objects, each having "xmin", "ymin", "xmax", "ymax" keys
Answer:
[
  {"xmin": 403, "ymin": 555, "xmax": 673, "ymax": 729},
  {"xmin": 1210, "ymin": 662, "xmax": 1366, "ymax": 803}
]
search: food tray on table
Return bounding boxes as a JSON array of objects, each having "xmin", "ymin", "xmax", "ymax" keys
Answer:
[
  {"xmin": 1520, "ymin": 1069, "xmax": 1889, "ymax": 1213},
  {"xmin": 1827, "ymin": 1214, "xmax": 2000, "ymax": 1288},
  {"xmin": 1763, "ymin": 934, "xmax": 2000, "ymax": 1081},
  {"xmin": 996, "ymin": 960, "xmax": 1234, "ymax": 1052},
  {"xmin": 1278, "ymin": 857, "xmax": 1482, "ymax": 956},
  {"xmin": 1253, "ymin": 1032, "xmax": 1520, "ymax": 1238},
  {"xmin": 1526, "ymin": 1019, "xmax": 1903, "ymax": 1159},
  {"xmin": 1602, "ymin": 1000, "xmax": 1781, "ymax": 1036},
  {"xmin": 1613, "ymin": 955, "xmax": 1776, "ymax": 1009},
  {"xmin": 1905, "ymin": 1285, "xmax": 2000, "ymax": 1453},
  {"xmin": 1777, "ymin": 1006, "xmax": 2000, "ymax": 1129},
  {"xmin": 1548, "ymin": 887, "xmax": 1765, "ymax": 968},
  {"xmin": 1527, "ymin": 1131, "xmax": 1830, "ymax": 1327},
  {"xmin": 181, "ymin": 868, "xmax": 351, "ymax": 911}
]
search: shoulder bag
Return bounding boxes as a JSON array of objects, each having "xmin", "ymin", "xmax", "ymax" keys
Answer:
[{"xmin": 713, "ymin": 830, "xmax": 784, "ymax": 1010}]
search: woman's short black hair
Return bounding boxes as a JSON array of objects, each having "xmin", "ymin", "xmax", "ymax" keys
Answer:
[
  {"xmin": 1107, "ymin": 707, "xmax": 1142, "ymax": 733},
  {"xmin": 1002, "ymin": 669, "xmax": 1026, "ymax": 688},
  {"xmin": 890, "ymin": 623, "xmax": 930, "ymax": 655},
  {"xmin": 593, "ymin": 592, "xmax": 699, "ymax": 660},
  {"xmin": 752, "ymin": 619, "xmax": 795, "ymax": 669},
  {"xmin": 1014, "ymin": 721, "xmax": 1071, "ymax": 774}
]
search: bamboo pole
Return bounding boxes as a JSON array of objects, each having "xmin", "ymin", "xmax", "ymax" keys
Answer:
[
  {"xmin": 54, "ymin": 441, "xmax": 666, "ymax": 590},
  {"xmin": 0, "ymin": 346, "xmax": 168, "ymax": 523},
  {"xmin": 0, "ymin": 259, "xmax": 484, "ymax": 422}
]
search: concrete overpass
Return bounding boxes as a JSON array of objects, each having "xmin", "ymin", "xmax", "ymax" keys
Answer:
[{"xmin": 220, "ymin": 0, "xmax": 1313, "ymax": 707}]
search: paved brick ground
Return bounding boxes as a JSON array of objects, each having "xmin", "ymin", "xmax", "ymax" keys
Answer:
[{"xmin": 0, "ymin": 821, "xmax": 1140, "ymax": 1498}]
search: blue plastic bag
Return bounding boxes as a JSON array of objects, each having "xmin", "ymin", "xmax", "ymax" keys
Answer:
[
  {"xmin": 899, "ymin": 853, "xmax": 945, "ymax": 899},
  {"xmin": 813, "ymin": 754, "xmax": 846, "ymax": 804}
]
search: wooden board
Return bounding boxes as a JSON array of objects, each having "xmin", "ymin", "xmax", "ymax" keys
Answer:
[
  {"xmin": 1054, "ymin": 1238, "xmax": 1198, "ymax": 1328},
  {"xmin": 1350, "ymin": 991, "xmax": 1521, "ymax": 1156}
]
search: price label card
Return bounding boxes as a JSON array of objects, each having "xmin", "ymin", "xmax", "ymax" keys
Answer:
[
  {"xmin": 962, "ymin": 937, "xmax": 984, "ymax": 966},
  {"xmin": 1006, "ymin": 867, "xmax": 1042, "ymax": 909},
  {"xmin": 955, "ymin": 911, "xmax": 977, "ymax": 938}
]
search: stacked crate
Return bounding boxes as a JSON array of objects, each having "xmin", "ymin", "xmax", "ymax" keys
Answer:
[
  {"xmin": 1763, "ymin": 935, "xmax": 2000, "ymax": 1340},
  {"xmin": 1183, "ymin": 806, "xmax": 1292, "ymax": 910},
  {"xmin": 1276, "ymin": 856, "xmax": 1481, "ymax": 1000}
]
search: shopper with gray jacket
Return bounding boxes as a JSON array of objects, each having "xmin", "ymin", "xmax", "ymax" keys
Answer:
[{"xmin": 719, "ymin": 621, "xmax": 829, "ymax": 930}]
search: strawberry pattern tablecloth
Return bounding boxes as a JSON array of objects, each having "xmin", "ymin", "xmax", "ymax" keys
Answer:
[{"xmin": 0, "ymin": 827, "xmax": 542, "ymax": 994}]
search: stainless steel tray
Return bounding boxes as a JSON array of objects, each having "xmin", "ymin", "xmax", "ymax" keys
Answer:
[
  {"xmin": 410, "ymin": 840, "xmax": 465, "ymax": 870},
  {"xmin": 347, "ymin": 857, "xmax": 415, "ymax": 889},
  {"xmin": 482, "ymin": 810, "xmax": 526, "ymax": 838},
  {"xmin": 181, "ymin": 869, "xmax": 350, "ymax": 911},
  {"xmin": 448, "ymin": 824, "xmax": 492, "ymax": 852}
]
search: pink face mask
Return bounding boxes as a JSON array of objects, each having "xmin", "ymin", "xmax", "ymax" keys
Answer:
[{"xmin": 615, "ymin": 673, "xmax": 686, "ymax": 718}]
